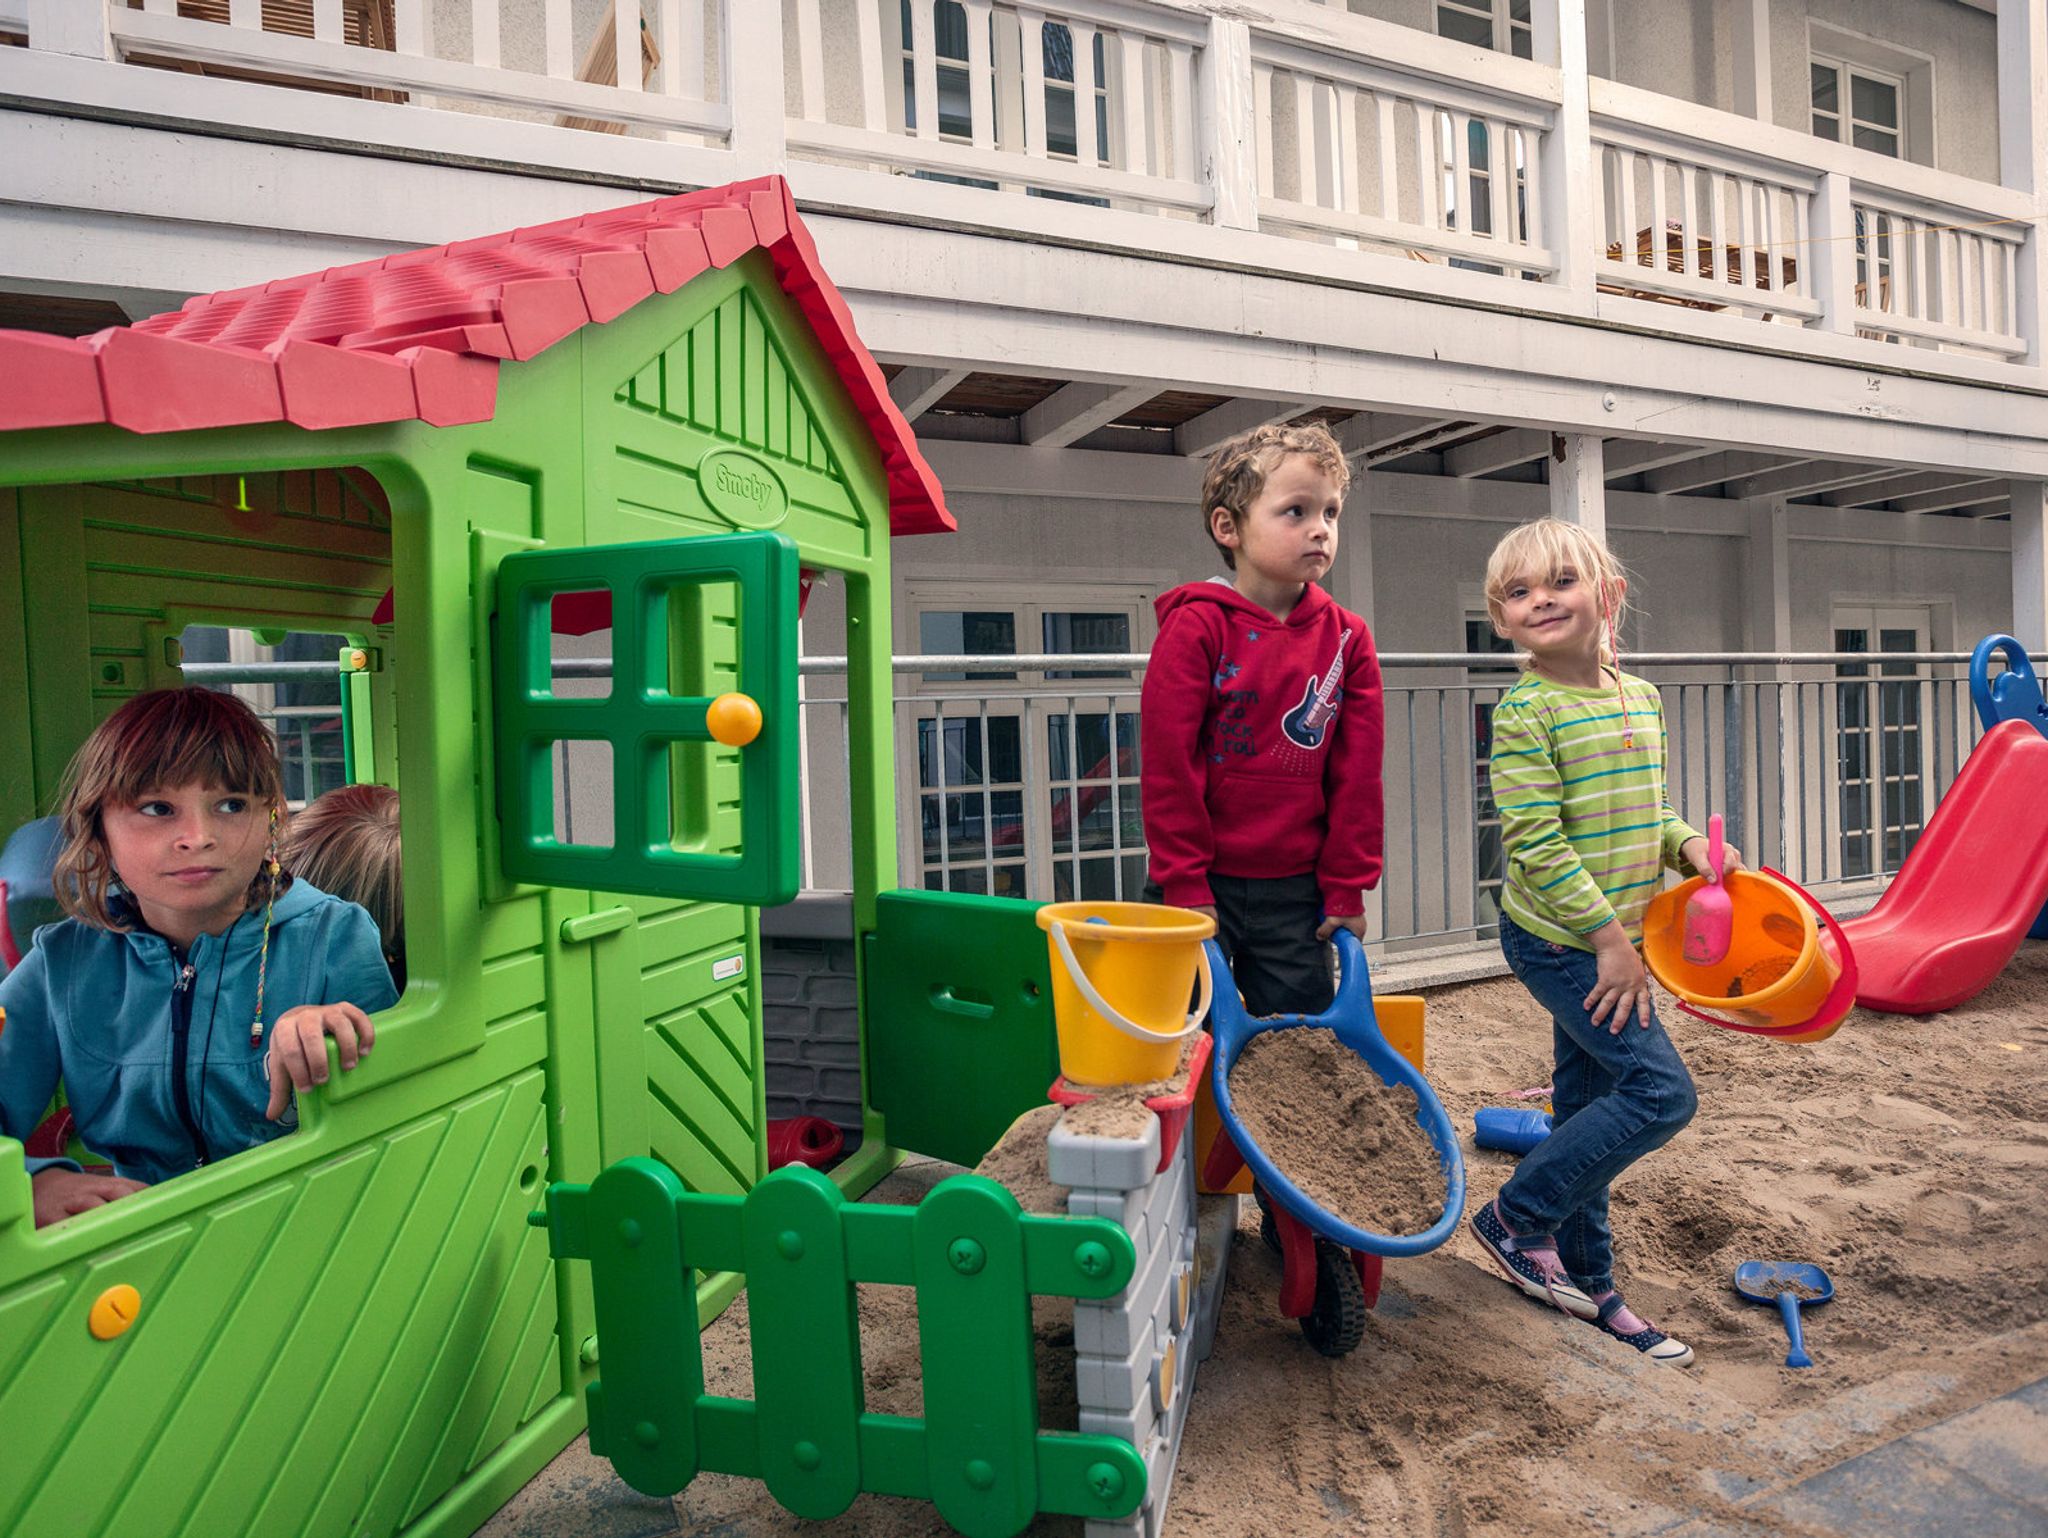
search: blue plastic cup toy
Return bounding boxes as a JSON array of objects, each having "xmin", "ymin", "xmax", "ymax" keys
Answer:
[{"xmin": 1473, "ymin": 1106, "xmax": 1553, "ymax": 1155}]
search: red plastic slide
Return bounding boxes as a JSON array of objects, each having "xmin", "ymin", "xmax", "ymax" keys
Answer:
[{"xmin": 1837, "ymin": 719, "xmax": 2048, "ymax": 1014}]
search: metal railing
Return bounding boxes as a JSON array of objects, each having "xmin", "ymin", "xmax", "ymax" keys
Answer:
[
  {"xmin": 797, "ymin": 649, "xmax": 2047, "ymax": 951},
  {"xmin": 176, "ymin": 647, "xmax": 2048, "ymax": 953}
]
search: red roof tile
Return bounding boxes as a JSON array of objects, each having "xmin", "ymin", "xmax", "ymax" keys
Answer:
[{"xmin": 0, "ymin": 177, "xmax": 953, "ymax": 536}]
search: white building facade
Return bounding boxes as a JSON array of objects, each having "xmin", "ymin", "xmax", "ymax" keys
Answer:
[{"xmin": 3, "ymin": 0, "xmax": 2044, "ymax": 945}]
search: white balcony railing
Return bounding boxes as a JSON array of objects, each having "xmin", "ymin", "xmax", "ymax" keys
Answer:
[{"xmin": 5, "ymin": 1, "xmax": 2043, "ymax": 371}]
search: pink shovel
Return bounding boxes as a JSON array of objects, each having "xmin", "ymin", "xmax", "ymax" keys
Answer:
[{"xmin": 1682, "ymin": 814, "xmax": 1733, "ymax": 966}]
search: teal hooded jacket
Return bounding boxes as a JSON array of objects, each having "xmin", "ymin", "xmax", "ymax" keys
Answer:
[{"xmin": 0, "ymin": 878, "xmax": 398, "ymax": 1186}]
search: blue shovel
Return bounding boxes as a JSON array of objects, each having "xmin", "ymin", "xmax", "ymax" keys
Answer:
[{"xmin": 1734, "ymin": 1259, "xmax": 1834, "ymax": 1368}]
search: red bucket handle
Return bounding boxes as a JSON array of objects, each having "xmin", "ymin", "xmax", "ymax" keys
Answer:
[{"xmin": 1673, "ymin": 866, "xmax": 1859, "ymax": 1035}]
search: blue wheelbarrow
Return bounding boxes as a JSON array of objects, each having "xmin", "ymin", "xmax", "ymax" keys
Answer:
[{"xmin": 1202, "ymin": 929, "xmax": 1466, "ymax": 1355}]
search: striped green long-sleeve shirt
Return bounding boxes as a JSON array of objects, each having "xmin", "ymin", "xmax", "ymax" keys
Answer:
[{"xmin": 1489, "ymin": 669, "xmax": 1701, "ymax": 950}]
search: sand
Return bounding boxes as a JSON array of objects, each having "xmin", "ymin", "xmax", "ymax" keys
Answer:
[
  {"xmin": 486, "ymin": 941, "xmax": 2048, "ymax": 1538},
  {"xmin": 1228, "ymin": 1027, "xmax": 1447, "ymax": 1237}
]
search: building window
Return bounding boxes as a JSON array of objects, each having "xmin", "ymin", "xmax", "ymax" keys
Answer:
[
  {"xmin": 1811, "ymin": 58, "xmax": 1902, "ymax": 157},
  {"xmin": 906, "ymin": 587, "xmax": 1148, "ymax": 900},
  {"xmin": 1437, "ymin": 0, "xmax": 1532, "ymax": 60},
  {"xmin": 1832, "ymin": 611, "xmax": 1928, "ymax": 879}
]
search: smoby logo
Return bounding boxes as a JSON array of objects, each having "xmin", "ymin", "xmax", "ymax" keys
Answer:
[{"xmin": 699, "ymin": 448, "xmax": 789, "ymax": 529}]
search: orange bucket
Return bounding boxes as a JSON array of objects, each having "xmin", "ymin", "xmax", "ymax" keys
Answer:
[{"xmin": 1643, "ymin": 869, "xmax": 1854, "ymax": 1040}]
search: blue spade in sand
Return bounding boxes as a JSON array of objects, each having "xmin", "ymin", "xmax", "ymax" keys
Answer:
[{"xmin": 1734, "ymin": 1259, "xmax": 1835, "ymax": 1368}]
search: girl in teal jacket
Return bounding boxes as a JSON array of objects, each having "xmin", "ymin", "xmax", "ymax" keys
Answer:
[{"xmin": 0, "ymin": 689, "xmax": 397, "ymax": 1226}]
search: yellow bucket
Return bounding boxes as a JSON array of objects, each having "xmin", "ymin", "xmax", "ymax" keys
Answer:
[
  {"xmin": 1642, "ymin": 870, "xmax": 1844, "ymax": 1034},
  {"xmin": 1035, "ymin": 902, "xmax": 1216, "ymax": 1086}
]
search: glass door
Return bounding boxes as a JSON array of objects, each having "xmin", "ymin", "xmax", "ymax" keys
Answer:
[{"xmin": 1833, "ymin": 606, "xmax": 1930, "ymax": 877}]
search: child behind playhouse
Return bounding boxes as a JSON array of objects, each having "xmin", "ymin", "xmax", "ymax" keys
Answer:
[
  {"xmin": 0, "ymin": 689, "xmax": 398, "ymax": 1228},
  {"xmin": 1470, "ymin": 518, "xmax": 1741, "ymax": 1368},
  {"xmin": 1139, "ymin": 421, "xmax": 1384, "ymax": 1017},
  {"xmin": 281, "ymin": 783, "xmax": 405, "ymax": 992}
]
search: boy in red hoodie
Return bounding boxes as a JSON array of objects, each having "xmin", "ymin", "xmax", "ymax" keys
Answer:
[{"xmin": 1140, "ymin": 422, "xmax": 1385, "ymax": 1016}]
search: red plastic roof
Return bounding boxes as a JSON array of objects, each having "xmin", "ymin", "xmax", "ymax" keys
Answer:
[{"xmin": 0, "ymin": 177, "xmax": 953, "ymax": 537}]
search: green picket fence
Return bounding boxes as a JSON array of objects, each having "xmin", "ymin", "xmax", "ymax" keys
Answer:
[{"xmin": 534, "ymin": 1158, "xmax": 1149, "ymax": 1538}]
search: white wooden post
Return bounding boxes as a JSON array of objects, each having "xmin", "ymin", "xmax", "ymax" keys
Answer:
[
  {"xmin": 1810, "ymin": 171, "xmax": 1860, "ymax": 335},
  {"xmin": 725, "ymin": 0, "xmax": 789, "ymax": 173},
  {"xmin": 1742, "ymin": 498, "xmax": 1792, "ymax": 652},
  {"xmin": 1998, "ymin": 0, "xmax": 2048, "ymax": 366},
  {"xmin": 25, "ymin": 0, "xmax": 111, "ymax": 58},
  {"xmin": 1732, "ymin": 0, "xmax": 1772, "ymax": 125},
  {"xmin": 1530, "ymin": 0, "xmax": 1595, "ymax": 298},
  {"xmin": 2012, "ymin": 480, "xmax": 2048, "ymax": 652},
  {"xmin": 1199, "ymin": 16, "xmax": 1259, "ymax": 230},
  {"xmin": 1548, "ymin": 432, "xmax": 1605, "ymax": 537}
]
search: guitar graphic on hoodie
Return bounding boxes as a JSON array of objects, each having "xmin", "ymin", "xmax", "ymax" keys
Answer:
[{"xmin": 1281, "ymin": 629, "xmax": 1352, "ymax": 751}]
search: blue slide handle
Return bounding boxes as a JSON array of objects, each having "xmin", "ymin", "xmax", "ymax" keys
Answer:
[
  {"xmin": 1970, "ymin": 633, "xmax": 2047, "ymax": 736},
  {"xmin": 1777, "ymin": 1291, "xmax": 1813, "ymax": 1369}
]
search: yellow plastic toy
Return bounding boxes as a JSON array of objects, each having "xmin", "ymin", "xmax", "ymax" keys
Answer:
[{"xmin": 1034, "ymin": 901, "xmax": 1215, "ymax": 1085}]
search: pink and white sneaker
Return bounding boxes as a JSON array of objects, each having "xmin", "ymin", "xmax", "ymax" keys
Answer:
[{"xmin": 1469, "ymin": 1198, "xmax": 1599, "ymax": 1319}]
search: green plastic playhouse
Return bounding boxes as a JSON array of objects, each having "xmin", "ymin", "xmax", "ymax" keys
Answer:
[{"xmin": 0, "ymin": 178, "xmax": 1153, "ymax": 1538}]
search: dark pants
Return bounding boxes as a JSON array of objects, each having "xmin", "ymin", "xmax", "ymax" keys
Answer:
[
  {"xmin": 1144, "ymin": 871, "xmax": 1334, "ymax": 1018},
  {"xmin": 1494, "ymin": 914, "xmax": 1699, "ymax": 1293}
]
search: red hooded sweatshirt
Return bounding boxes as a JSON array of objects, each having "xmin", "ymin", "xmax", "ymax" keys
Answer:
[{"xmin": 1140, "ymin": 578, "xmax": 1384, "ymax": 916}]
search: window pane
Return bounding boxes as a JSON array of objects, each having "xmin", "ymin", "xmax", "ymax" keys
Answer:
[
  {"xmin": 937, "ymin": 65, "xmax": 973, "ymax": 139},
  {"xmin": 1120, "ymin": 853, "xmax": 1147, "ymax": 900},
  {"xmin": 1851, "ymin": 74, "xmax": 1898, "ymax": 129},
  {"xmin": 1053, "ymin": 863, "xmax": 1074, "ymax": 902},
  {"xmin": 1046, "ymin": 86, "xmax": 1078, "ymax": 158},
  {"xmin": 1812, "ymin": 112, "xmax": 1839, "ymax": 139},
  {"xmin": 1042, "ymin": 20, "xmax": 1073, "ymax": 81},
  {"xmin": 1810, "ymin": 62, "xmax": 1839, "ymax": 114},
  {"xmin": 1078, "ymin": 857, "xmax": 1118, "ymax": 900},
  {"xmin": 1437, "ymin": 6, "xmax": 1493, "ymax": 48},
  {"xmin": 1044, "ymin": 611, "xmax": 1132, "ymax": 679},
  {"xmin": 1511, "ymin": 26, "xmax": 1531, "ymax": 59},
  {"xmin": 987, "ymin": 715, "xmax": 1022, "ymax": 783},
  {"xmin": 949, "ymin": 867, "xmax": 989, "ymax": 895},
  {"xmin": 920, "ymin": 609, "xmax": 1016, "ymax": 680},
  {"xmin": 1508, "ymin": 0, "xmax": 1530, "ymax": 21},
  {"xmin": 1852, "ymin": 124, "xmax": 1899, "ymax": 157},
  {"xmin": 989, "ymin": 789, "xmax": 1024, "ymax": 855},
  {"xmin": 992, "ymin": 863, "xmax": 1027, "ymax": 899},
  {"xmin": 934, "ymin": 0, "xmax": 968, "ymax": 60},
  {"xmin": 1049, "ymin": 787, "xmax": 1074, "ymax": 854}
]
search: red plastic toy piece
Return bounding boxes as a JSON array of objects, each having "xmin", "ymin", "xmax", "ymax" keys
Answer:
[{"xmin": 765, "ymin": 1116, "xmax": 845, "ymax": 1170}]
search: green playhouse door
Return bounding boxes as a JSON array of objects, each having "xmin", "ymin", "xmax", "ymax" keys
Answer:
[{"xmin": 494, "ymin": 532, "xmax": 798, "ymax": 1193}]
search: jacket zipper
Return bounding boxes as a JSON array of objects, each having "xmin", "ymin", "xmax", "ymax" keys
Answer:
[{"xmin": 169, "ymin": 956, "xmax": 209, "ymax": 1166}]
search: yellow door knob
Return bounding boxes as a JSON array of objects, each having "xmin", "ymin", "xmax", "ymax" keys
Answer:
[
  {"xmin": 89, "ymin": 1284, "xmax": 141, "ymax": 1341},
  {"xmin": 706, "ymin": 692, "xmax": 763, "ymax": 747}
]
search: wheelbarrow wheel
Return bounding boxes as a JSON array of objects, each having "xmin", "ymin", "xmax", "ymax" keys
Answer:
[
  {"xmin": 1254, "ymin": 1183, "xmax": 1283, "ymax": 1255},
  {"xmin": 1300, "ymin": 1240, "xmax": 1368, "ymax": 1358}
]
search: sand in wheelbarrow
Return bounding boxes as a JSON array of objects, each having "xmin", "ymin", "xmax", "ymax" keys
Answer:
[{"xmin": 1229, "ymin": 1028, "xmax": 1446, "ymax": 1236}]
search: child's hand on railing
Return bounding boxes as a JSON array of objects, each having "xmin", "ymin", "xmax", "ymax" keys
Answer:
[{"xmin": 265, "ymin": 1002, "xmax": 377, "ymax": 1121}]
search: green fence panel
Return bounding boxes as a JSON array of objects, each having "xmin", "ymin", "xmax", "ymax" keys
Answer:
[
  {"xmin": 740, "ymin": 1167, "xmax": 864, "ymax": 1518},
  {"xmin": 573, "ymin": 1158, "xmax": 703, "ymax": 1494},
  {"xmin": 547, "ymin": 1164, "xmax": 1146, "ymax": 1534},
  {"xmin": 491, "ymin": 531, "xmax": 800, "ymax": 905},
  {"xmin": 913, "ymin": 1177, "xmax": 1039, "ymax": 1538}
]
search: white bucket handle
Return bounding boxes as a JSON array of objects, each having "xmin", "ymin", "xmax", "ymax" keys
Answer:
[{"xmin": 1047, "ymin": 919, "xmax": 1213, "ymax": 1046}]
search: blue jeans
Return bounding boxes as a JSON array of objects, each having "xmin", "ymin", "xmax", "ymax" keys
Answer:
[{"xmin": 1494, "ymin": 914, "xmax": 1698, "ymax": 1294}]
